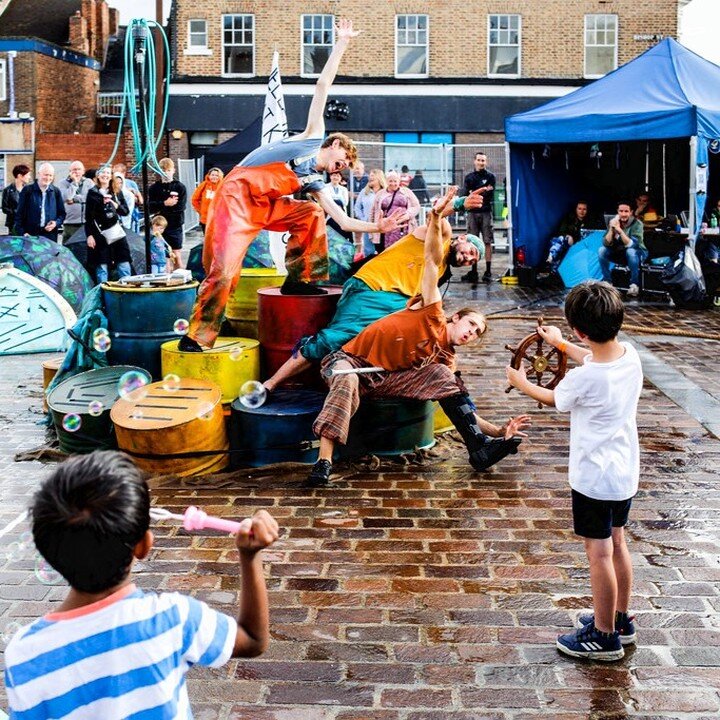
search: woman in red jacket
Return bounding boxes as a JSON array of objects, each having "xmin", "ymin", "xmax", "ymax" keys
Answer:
[{"xmin": 191, "ymin": 167, "xmax": 224, "ymax": 233}]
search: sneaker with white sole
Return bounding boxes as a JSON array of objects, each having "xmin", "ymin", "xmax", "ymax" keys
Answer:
[
  {"xmin": 556, "ymin": 621, "xmax": 624, "ymax": 661},
  {"xmin": 627, "ymin": 283, "xmax": 639, "ymax": 297},
  {"xmin": 576, "ymin": 612, "xmax": 636, "ymax": 645}
]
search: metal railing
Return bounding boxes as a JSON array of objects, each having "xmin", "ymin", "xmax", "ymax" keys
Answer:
[{"xmin": 97, "ymin": 92, "xmax": 139, "ymax": 118}]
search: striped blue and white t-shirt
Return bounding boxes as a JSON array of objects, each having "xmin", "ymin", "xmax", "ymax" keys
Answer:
[{"xmin": 4, "ymin": 584, "xmax": 237, "ymax": 720}]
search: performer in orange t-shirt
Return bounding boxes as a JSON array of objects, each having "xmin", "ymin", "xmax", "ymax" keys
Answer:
[{"xmin": 306, "ymin": 187, "xmax": 529, "ymax": 487}]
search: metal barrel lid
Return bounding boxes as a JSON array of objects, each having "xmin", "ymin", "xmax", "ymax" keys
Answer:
[
  {"xmin": 162, "ymin": 337, "xmax": 259, "ymax": 357},
  {"xmin": 110, "ymin": 378, "xmax": 223, "ymax": 430},
  {"xmin": 47, "ymin": 365, "xmax": 152, "ymax": 415},
  {"xmin": 230, "ymin": 387, "xmax": 326, "ymax": 417}
]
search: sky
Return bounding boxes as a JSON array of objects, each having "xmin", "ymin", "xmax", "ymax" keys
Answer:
[
  {"xmin": 105, "ymin": 0, "xmax": 171, "ymax": 25},
  {"xmin": 680, "ymin": 0, "xmax": 720, "ymax": 66}
]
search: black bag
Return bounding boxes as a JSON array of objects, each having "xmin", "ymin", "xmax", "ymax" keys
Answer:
[{"xmin": 661, "ymin": 249, "xmax": 708, "ymax": 309}]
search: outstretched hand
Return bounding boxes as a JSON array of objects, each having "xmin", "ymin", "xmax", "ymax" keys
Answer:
[
  {"xmin": 377, "ymin": 208, "xmax": 409, "ymax": 233},
  {"xmin": 336, "ymin": 18, "xmax": 360, "ymax": 40},
  {"xmin": 432, "ymin": 186, "xmax": 458, "ymax": 216},
  {"xmin": 500, "ymin": 414, "xmax": 531, "ymax": 439},
  {"xmin": 235, "ymin": 510, "xmax": 279, "ymax": 557},
  {"xmin": 463, "ymin": 188, "xmax": 485, "ymax": 212}
]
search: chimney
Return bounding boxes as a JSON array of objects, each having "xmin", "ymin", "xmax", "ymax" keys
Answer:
[{"xmin": 68, "ymin": 11, "xmax": 90, "ymax": 56}]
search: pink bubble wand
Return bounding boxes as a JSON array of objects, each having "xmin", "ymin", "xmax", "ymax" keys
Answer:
[{"xmin": 150, "ymin": 506, "xmax": 252, "ymax": 535}]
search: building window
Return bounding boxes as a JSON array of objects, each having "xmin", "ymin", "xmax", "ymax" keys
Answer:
[
  {"xmin": 585, "ymin": 14, "xmax": 618, "ymax": 78},
  {"xmin": 301, "ymin": 14, "xmax": 334, "ymax": 77},
  {"xmin": 188, "ymin": 19, "xmax": 207, "ymax": 49},
  {"xmin": 396, "ymin": 15, "xmax": 428, "ymax": 77},
  {"xmin": 0, "ymin": 59, "xmax": 6, "ymax": 102},
  {"xmin": 384, "ymin": 132, "xmax": 452, "ymax": 188},
  {"xmin": 222, "ymin": 14, "xmax": 254, "ymax": 76},
  {"xmin": 488, "ymin": 14, "xmax": 521, "ymax": 77}
]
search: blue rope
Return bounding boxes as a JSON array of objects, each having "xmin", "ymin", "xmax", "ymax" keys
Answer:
[{"xmin": 104, "ymin": 18, "xmax": 171, "ymax": 175}]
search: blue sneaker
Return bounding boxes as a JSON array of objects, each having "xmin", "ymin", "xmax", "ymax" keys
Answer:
[
  {"xmin": 576, "ymin": 612, "xmax": 636, "ymax": 645},
  {"xmin": 556, "ymin": 622, "xmax": 624, "ymax": 661}
]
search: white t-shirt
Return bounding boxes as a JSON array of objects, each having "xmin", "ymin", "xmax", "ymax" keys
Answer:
[{"xmin": 554, "ymin": 342, "xmax": 642, "ymax": 501}]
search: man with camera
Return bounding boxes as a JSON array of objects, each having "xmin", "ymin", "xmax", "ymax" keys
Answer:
[{"xmin": 58, "ymin": 161, "xmax": 95, "ymax": 244}]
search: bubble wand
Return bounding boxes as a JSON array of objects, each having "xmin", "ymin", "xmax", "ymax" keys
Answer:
[{"xmin": 150, "ymin": 506, "xmax": 252, "ymax": 535}]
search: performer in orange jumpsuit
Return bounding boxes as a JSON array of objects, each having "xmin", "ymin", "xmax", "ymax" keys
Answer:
[{"xmin": 180, "ymin": 19, "xmax": 405, "ymax": 352}]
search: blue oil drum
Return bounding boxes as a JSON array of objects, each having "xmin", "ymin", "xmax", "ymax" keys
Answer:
[
  {"xmin": 102, "ymin": 282, "xmax": 198, "ymax": 379},
  {"xmin": 340, "ymin": 398, "xmax": 436, "ymax": 459},
  {"xmin": 229, "ymin": 387, "xmax": 325, "ymax": 468},
  {"xmin": 47, "ymin": 365, "xmax": 151, "ymax": 454}
]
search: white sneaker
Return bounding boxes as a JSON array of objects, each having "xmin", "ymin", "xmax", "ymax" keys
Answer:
[{"xmin": 627, "ymin": 283, "xmax": 639, "ymax": 297}]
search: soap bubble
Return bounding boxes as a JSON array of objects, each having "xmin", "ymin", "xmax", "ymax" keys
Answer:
[
  {"xmin": 92, "ymin": 328, "xmax": 111, "ymax": 353},
  {"xmin": 131, "ymin": 409, "xmax": 144, "ymax": 421},
  {"xmin": 1, "ymin": 621, "xmax": 22, "ymax": 644},
  {"xmin": 62, "ymin": 413, "xmax": 82, "ymax": 433},
  {"xmin": 173, "ymin": 318, "xmax": 189, "ymax": 335},
  {"xmin": 88, "ymin": 400, "xmax": 104, "ymax": 417},
  {"xmin": 18, "ymin": 531, "xmax": 34, "ymax": 551},
  {"xmin": 228, "ymin": 346, "xmax": 243, "ymax": 361},
  {"xmin": 34, "ymin": 556, "xmax": 63, "ymax": 585},
  {"xmin": 4, "ymin": 541, "xmax": 22, "ymax": 562},
  {"xmin": 162, "ymin": 373, "xmax": 180, "ymax": 392},
  {"xmin": 238, "ymin": 381, "xmax": 267, "ymax": 409},
  {"xmin": 198, "ymin": 402, "xmax": 214, "ymax": 421},
  {"xmin": 118, "ymin": 371, "xmax": 148, "ymax": 400}
]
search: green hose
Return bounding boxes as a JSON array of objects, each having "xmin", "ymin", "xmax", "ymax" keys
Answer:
[{"xmin": 104, "ymin": 18, "xmax": 171, "ymax": 175}]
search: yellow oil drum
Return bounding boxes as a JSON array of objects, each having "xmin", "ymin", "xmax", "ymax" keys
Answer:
[
  {"xmin": 160, "ymin": 337, "xmax": 260, "ymax": 405},
  {"xmin": 225, "ymin": 268, "xmax": 286, "ymax": 338},
  {"xmin": 110, "ymin": 378, "xmax": 228, "ymax": 477},
  {"xmin": 42, "ymin": 356, "xmax": 64, "ymax": 412},
  {"xmin": 433, "ymin": 402, "xmax": 454, "ymax": 435}
]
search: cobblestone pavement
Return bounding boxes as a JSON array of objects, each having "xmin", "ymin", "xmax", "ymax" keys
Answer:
[{"xmin": 1, "ymin": 260, "xmax": 719, "ymax": 719}]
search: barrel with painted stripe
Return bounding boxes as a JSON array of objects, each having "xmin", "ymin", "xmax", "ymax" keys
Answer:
[
  {"xmin": 225, "ymin": 268, "xmax": 286, "ymax": 338},
  {"xmin": 47, "ymin": 365, "xmax": 151, "ymax": 454},
  {"xmin": 110, "ymin": 378, "xmax": 227, "ymax": 476},
  {"xmin": 103, "ymin": 282, "xmax": 198, "ymax": 380},
  {"xmin": 160, "ymin": 337, "xmax": 260, "ymax": 405},
  {"xmin": 229, "ymin": 388, "xmax": 324, "ymax": 468},
  {"xmin": 257, "ymin": 286, "xmax": 342, "ymax": 385},
  {"xmin": 340, "ymin": 398, "xmax": 435, "ymax": 458}
]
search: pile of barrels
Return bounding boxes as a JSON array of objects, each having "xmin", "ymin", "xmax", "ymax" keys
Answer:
[{"xmin": 45, "ymin": 270, "xmax": 445, "ymax": 477}]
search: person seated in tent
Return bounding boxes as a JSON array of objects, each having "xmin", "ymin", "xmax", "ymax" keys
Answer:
[
  {"xmin": 179, "ymin": 19, "xmax": 405, "ymax": 353},
  {"xmin": 598, "ymin": 200, "xmax": 647, "ymax": 298},
  {"xmin": 633, "ymin": 192, "xmax": 660, "ymax": 229},
  {"xmin": 262, "ymin": 191, "xmax": 486, "ymax": 394},
  {"xmin": 304, "ymin": 187, "xmax": 526, "ymax": 487},
  {"xmin": 546, "ymin": 200, "xmax": 590, "ymax": 272}
]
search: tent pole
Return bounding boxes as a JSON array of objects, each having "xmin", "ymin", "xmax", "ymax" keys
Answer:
[
  {"xmin": 662, "ymin": 143, "xmax": 667, "ymax": 217},
  {"xmin": 645, "ymin": 142, "xmax": 650, "ymax": 191},
  {"xmin": 689, "ymin": 136, "xmax": 697, "ymax": 238},
  {"xmin": 504, "ymin": 141, "xmax": 514, "ymax": 274}
]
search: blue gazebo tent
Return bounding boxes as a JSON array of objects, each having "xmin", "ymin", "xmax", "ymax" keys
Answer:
[{"xmin": 504, "ymin": 39, "xmax": 720, "ymax": 267}]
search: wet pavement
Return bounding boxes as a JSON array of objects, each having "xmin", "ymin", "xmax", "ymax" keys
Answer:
[{"xmin": 1, "ymin": 254, "xmax": 720, "ymax": 719}]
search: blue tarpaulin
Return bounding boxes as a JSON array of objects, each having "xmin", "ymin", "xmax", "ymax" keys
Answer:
[{"xmin": 505, "ymin": 39, "xmax": 720, "ymax": 267}]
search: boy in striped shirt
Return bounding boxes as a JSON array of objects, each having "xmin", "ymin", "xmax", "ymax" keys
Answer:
[{"xmin": 4, "ymin": 451, "xmax": 279, "ymax": 719}]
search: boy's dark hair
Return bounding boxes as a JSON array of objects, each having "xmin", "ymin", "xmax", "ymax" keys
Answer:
[
  {"xmin": 32, "ymin": 451, "xmax": 150, "ymax": 593},
  {"xmin": 564, "ymin": 281, "xmax": 624, "ymax": 342},
  {"xmin": 617, "ymin": 199, "xmax": 633, "ymax": 210}
]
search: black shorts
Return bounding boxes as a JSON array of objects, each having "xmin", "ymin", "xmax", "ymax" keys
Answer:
[
  {"xmin": 164, "ymin": 227, "xmax": 184, "ymax": 250},
  {"xmin": 571, "ymin": 489, "xmax": 633, "ymax": 540}
]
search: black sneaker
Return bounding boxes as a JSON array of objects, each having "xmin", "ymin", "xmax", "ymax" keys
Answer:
[
  {"xmin": 556, "ymin": 622, "xmax": 624, "ymax": 661},
  {"xmin": 178, "ymin": 335, "xmax": 203, "ymax": 353},
  {"xmin": 576, "ymin": 612, "xmax": 636, "ymax": 645},
  {"xmin": 469, "ymin": 437, "xmax": 522, "ymax": 471},
  {"xmin": 280, "ymin": 281, "xmax": 328, "ymax": 296},
  {"xmin": 460, "ymin": 269, "xmax": 479, "ymax": 284},
  {"xmin": 306, "ymin": 459, "xmax": 333, "ymax": 486},
  {"xmin": 482, "ymin": 270, "xmax": 493, "ymax": 283}
]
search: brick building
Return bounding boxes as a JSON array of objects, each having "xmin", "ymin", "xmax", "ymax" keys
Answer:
[
  {"xmin": 0, "ymin": 0, "xmax": 121, "ymax": 186},
  {"xmin": 167, "ymin": 0, "xmax": 681, "ymax": 181}
]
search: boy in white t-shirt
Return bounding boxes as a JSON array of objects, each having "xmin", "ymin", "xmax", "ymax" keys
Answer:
[{"xmin": 506, "ymin": 281, "xmax": 642, "ymax": 661}]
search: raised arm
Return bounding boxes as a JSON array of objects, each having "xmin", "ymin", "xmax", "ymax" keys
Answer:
[
  {"xmin": 303, "ymin": 19, "xmax": 359, "ymax": 138},
  {"xmin": 421, "ymin": 186, "xmax": 457, "ymax": 305}
]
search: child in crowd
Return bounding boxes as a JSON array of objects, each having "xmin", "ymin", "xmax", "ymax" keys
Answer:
[
  {"xmin": 4, "ymin": 451, "xmax": 279, "ymax": 718},
  {"xmin": 150, "ymin": 214, "xmax": 171, "ymax": 274},
  {"xmin": 506, "ymin": 281, "xmax": 642, "ymax": 661}
]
